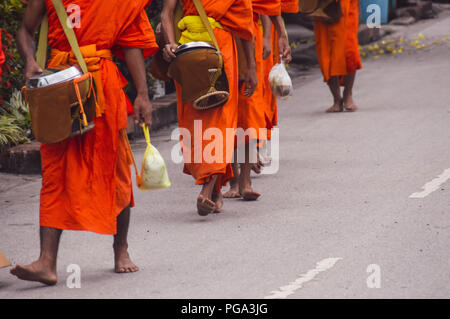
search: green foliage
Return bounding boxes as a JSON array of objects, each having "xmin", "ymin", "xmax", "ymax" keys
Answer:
[
  {"xmin": 0, "ymin": 0, "xmax": 26, "ymax": 105},
  {"xmin": 0, "ymin": 115, "xmax": 27, "ymax": 146}
]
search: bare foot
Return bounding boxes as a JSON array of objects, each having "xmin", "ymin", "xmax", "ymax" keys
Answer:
[
  {"xmin": 239, "ymin": 178, "xmax": 261, "ymax": 201},
  {"xmin": 343, "ymin": 92, "xmax": 358, "ymax": 111},
  {"xmin": 251, "ymin": 162, "xmax": 262, "ymax": 174},
  {"xmin": 197, "ymin": 194, "xmax": 216, "ymax": 216},
  {"xmin": 325, "ymin": 101, "xmax": 343, "ymax": 113},
  {"xmin": 114, "ymin": 245, "xmax": 139, "ymax": 273},
  {"xmin": 10, "ymin": 260, "xmax": 58, "ymax": 285},
  {"xmin": 212, "ymin": 189, "xmax": 223, "ymax": 213},
  {"xmin": 251, "ymin": 153, "xmax": 264, "ymax": 174},
  {"xmin": 241, "ymin": 188, "xmax": 261, "ymax": 201},
  {"xmin": 223, "ymin": 184, "xmax": 241, "ymax": 198}
]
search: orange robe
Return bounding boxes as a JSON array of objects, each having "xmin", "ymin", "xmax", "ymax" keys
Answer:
[
  {"xmin": 263, "ymin": 0, "xmax": 298, "ymax": 134},
  {"xmin": 314, "ymin": 0, "xmax": 362, "ymax": 83},
  {"xmin": 237, "ymin": 0, "xmax": 281, "ymax": 143},
  {"xmin": 176, "ymin": 0, "xmax": 253, "ymax": 189},
  {"xmin": 39, "ymin": 0, "xmax": 157, "ymax": 235}
]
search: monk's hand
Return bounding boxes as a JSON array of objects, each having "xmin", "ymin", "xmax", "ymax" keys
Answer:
[
  {"xmin": 163, "ymin": 43, "xmax": 178, "ymax": 62},
  {"xmin": 133, "ymin": 92, "xmax": 152, "ymax": 127},
  {"xmin": 24, "ymin": 59, "xmax": 43, "ymax": 82},
  {"xmin": 262, "ymin": 36, "xmax": 272, "ymax": 60},
  {"xmin": 278, "ymin": 36, "xmax": 292, "ymax": 64},
  {"xmin": 242, "ymin": 64, "xmax": 257, "ymax": 97}
]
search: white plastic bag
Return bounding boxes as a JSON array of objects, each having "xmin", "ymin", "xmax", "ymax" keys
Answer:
[
  {"xmin": 139, "ymin": 124, "xmax": 171, "ymax": 190},
  {"xmin": 268, "ymin": 60, "xmax": 293, "ymax": 99}
]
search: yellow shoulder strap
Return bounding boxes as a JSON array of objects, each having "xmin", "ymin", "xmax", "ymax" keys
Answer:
[
  {"xmin": 191, "ymin": 0, "xmax": 220, "ymax": 53},
  {"xmin": 35, "ymin": 0, "xmax": 88, "ymax": 73},
  {"xmin": 36, "ymin": 15, "xmax": 48, "ymax": 69},
  {"xmin": 50, "ymin": 0, "xmax": 88, "ymax": 74}
]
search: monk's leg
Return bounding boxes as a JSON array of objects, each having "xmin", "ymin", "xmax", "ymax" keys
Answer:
[
  {"xmin": 197, "ymin": 175, "xmax": 218, "ymax": 216},
  {"xmin": 212, "ymin": 185, "xmax": 224, "ymax": 213},
  {"xmin": 224, "ymin": 152, "xmax": 241, "ymax": 198},
  {"xmin": 251, "ymin": 144, "xmax": 264, "ymax": 174},
  {"xmin": 113, "ymin": 205, "xmax": 139, "ymax": 273},
  {"xmin": 239, "ymin": 142, "xmax": 261, "ymax": 201},
  {"xmin": 343, "ymin": 72, "xmax": 358, "ymax": 111},
  {"xmin": 10, "ymin": 226, "xmax": 61, "ymax": 285},
  {"xmin": 326, "ymin": 76, "xmax": 343, "ymax": 113}
]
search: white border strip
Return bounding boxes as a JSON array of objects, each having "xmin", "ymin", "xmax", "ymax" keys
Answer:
[{"xmin": 264, "ymin": 257, "xmax": 342, "ymax": 299}]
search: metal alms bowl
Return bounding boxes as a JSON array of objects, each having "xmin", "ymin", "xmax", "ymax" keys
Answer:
[
  {"xmin": 27, "ymin": 65, "xmax": 83, "ymax": 89},
  {"xmin": 175, "ymin": 41, "xmax": 217, "ymax": 57}
]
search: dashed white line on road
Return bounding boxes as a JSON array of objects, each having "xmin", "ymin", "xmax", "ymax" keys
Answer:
[
  {"xmin": 409, "ymin": 168, "xmax": 450, "ymax": 199},
  {"xmin": 264, "ymin": 257, "xmax": 342, "ymax": 299}
]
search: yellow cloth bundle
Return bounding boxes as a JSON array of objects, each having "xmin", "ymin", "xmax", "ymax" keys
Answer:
[{"xmin": 178, "ymin": 15, "xmax": 222, "ymax": 45}]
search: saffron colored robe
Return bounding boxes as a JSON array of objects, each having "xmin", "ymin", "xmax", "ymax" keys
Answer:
[
  {"xmin": 176, "ymin": 0, "xmax": 253, "ymax": 189},
  {"xmin": 314, "ymin": 0, "xmax": 362, "ymax": 83},
  {"xmin": 263, "ymin": 0, "xmax": 298, "ymax": 134},
  {"xmin": 40, "ymin": 0, "xmax": 157, "ymax": 235},
  {"xmin": 237, "ymin": 0, "xmax": 281, "ymax": 143}
]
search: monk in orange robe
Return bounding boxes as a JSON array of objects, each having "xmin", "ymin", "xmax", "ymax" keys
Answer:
[
  {"xmin": 261, "ymin": 0, "xmax": 298, "ymax": 140},
  {"xmin": 11, "ymin": 0, "xmax": 157, "ymax": 285},
  {"xmin": 224, "ymin": 0, "xmax": 291, "ymax": 200},
  {"xmin": 161, "ymin": 0, "xmax": 258, "ymax": 215},
  {"xmin": 314, "ymin": 0, "xmax": 362, "ymax": 112}
]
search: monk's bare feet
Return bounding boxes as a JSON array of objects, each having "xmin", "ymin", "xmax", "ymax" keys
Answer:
[
  {"xmin": 223, "ymin": 186, "xmax": 241, "ymax": 198},
  {"xmin": 239, "ymin": 177, "xmax": 260, "ymax": 201},
  {"xmin": 343, "ymin": 91, "xmax": 358, "ymax": 111},
  {"xmin": 114, "ymin": 244, "xmax": 139, "ymax": 273},
  {"xmin": 10, "ymin": 260, "xmax": 57, "ymax": 285},
  {"xmin": 251, "ymin": 152, "xmax": 264, "ymax": 174},
  {"xmin": 225, "ymin": 162, "xmax": 241, "ymax": 198},
  {"xmin": 197, "ymin": 194, "xmax": 216, "ymax": 216},
  {"xmin": 241, "ymin": 188, "xmax": 261, "ymax": 201},
  {"xmin": 326, "ymin": 100, "xmax": 343, "ymax": 113},
  {"xmin": 212, "ymin": 189, "xmax": 223, "ymax": 213},
  {"xmin": 224, "ymin": 178, "xmax": 241, "ymax": 198}
]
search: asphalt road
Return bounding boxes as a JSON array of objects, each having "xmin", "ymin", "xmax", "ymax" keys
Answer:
[{"xmin": 0, "ymin": 16, "xmax": 449, "ymax": 299}]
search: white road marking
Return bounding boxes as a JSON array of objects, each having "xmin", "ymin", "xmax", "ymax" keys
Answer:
[
  {"xmin": 409, "ymin": 168, "xmax": 450, "ymax": 198},
  {"xmin": 264, "ymin": 257, "xmax": 342, "ymax": 299}
]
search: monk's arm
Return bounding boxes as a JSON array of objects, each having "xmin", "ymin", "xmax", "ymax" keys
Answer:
[
  {"xmin": 16, "ymin": 0, "xmax": 46, "ymax": 81},
  {"xmin": 240, "ymin": 39, "xmax": 258, "ymax": 97},
  {"xmin": 269, "ymin": 15, "xmax": 292, "ymax": 63},
  {"xmin": 261, "ymin": 15, "xmax": 272, "ymax": 60},
  {"xmin": 161, "ymin": 0, "xmax": 178, "ymax": 61},
  {"xmin": 123, "ymin": 48, "xmax": 152, "ymax": 126}
]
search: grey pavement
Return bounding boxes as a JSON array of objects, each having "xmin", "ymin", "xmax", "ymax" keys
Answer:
[{"xmin": 0, "ymin": 15, "xmax": 449, "ymax": 299}]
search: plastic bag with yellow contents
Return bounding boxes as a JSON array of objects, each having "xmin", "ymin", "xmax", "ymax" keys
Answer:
[
  {"xmin": 122, "ymin": 125, "xmax": 171, "ymax": 191},
  {"xmin": 138, "ymin": 124, "xmax": 171, "ymax": 190}
]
